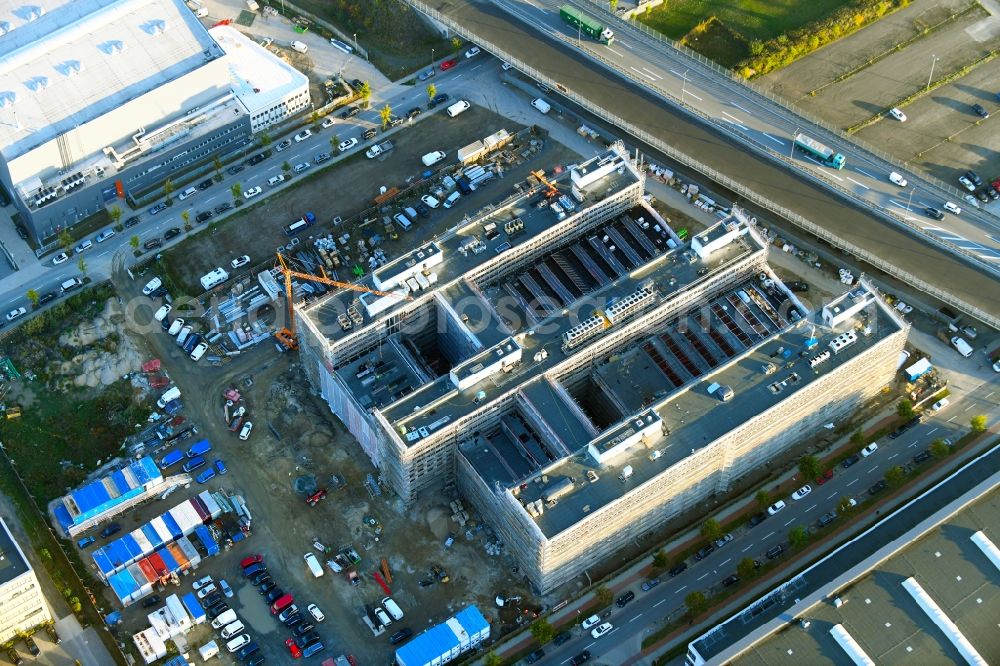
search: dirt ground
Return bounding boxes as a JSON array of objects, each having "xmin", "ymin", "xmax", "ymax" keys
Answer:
[{"xmin": 163, "ymin": 105, "xmax": 558, "ymax": 294}]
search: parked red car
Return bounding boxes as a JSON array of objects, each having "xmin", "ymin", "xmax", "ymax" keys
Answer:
[
  {"xmin": 306, "ymin": 489, "xmax": 328, "ymax": 507},
  {"xmin": 285, "ymin": 638, "xmax": 302, "ymax": 659},
  {"xmin": 240, "ymin": 554, "xmax": 263, "ymax": 569},
  {"xmin": 815, "ymin": 469, "xmax": 834, "ymax": 485},
  {"xmin": 440, "ymin": 59, "xmax": 458, "ymax": 71}
]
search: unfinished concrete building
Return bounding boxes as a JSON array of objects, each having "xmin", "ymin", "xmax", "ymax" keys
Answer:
[{"xmin": 296, "ymin": 144, "xmax": 908, "ymax": 592}]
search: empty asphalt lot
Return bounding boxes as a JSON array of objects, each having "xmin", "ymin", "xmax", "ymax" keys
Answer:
[{"xmin": 423, "ymin": 0, "xmax": 1000, "ymax": 322}]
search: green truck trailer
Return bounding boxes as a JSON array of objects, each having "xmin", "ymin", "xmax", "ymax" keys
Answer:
[{"xmin": 559, "ymin": 5, "xmax": 614, "ymax": 45}]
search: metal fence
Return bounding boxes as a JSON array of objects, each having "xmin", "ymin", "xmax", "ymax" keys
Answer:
[{"xmin": 405, "ymin": 0, "xmax": 999, "ymax": 329}]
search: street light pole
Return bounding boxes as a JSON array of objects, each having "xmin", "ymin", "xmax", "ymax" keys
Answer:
[
  {"xmin": 790, "ymin": 127, "xmax": 798, "ymax": 158},
  {"xmin": 906, "ymin": 187, "xmax": 916, "ymax": 212},
  {"xmin": 680, "ymin": 69, "xmax": 688, "ymax": 104},
  {"xmin": 431, "ymin": 48, "xmax": 435, "ymax": 68},
  {"xmin": 927, "ymin": 54, "xmax": 939, "ymax": 91}
]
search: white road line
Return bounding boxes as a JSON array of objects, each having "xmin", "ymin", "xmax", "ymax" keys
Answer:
[
  {"xmin": 620, "ymin": 41, "xmax": 635, "ymax": 50},
  {"xmin": 606, "ymin": 47, "xmax": 624, "ymax": 58},
  {"xmin": 888, "ymin": 453, "xmax": 898, "ymax": 460},
  {"xmin": 585, "ymin": 641, "xmax": 595, "ymax": 650},
  {"xmin": 805, "ymin": 504, "xmax": 816, "ymax": 512},
  {"xmin": 763, "ymin": 132, "xmax": 786, "ymax": 146},
  {"xmin": 987, "ymin": 391, "xmax": 995, "ymax": 398},
  {"xmin": 856, "ymin": 168, "xmax": 876, "ymax": 178},
  {"xmin": 721, "ymin": 111, "xmax": 744, "ymax": 124},
  {"xmin": 827, "ymin": 493, "xmax": 837, "ymax": 499},
  {"xmin": 742, "ymin": 545, "xmax": 752, "ymax": 552},
  {"xmin": 764, "ymin": 531, "xmax": 775, "ymax": 539},
  {"xmin": 847, "ymin": 177, "xmax": 870, "ymax": 189},
  {"xmin": 629, "ymin": 66, "xmax": 656, "ymax": 81},
  {"xmin": 964, "ymin": 404, "xmax": 975, "ymax": 412},
  {"xmin": 630, "ymin": 614, "xmax": 643, "ymax": 622},
  {"xmin": 948, "ymin": 416, "xmax": 957, "ymax": 422},
  {"xmin": 686, "ymin": 91, "xmax": 703, "ymax": 101},
  {"xmin": 654, "ymin": 599, "xmax": 667, "ymax": 607},
  {"xmin": 927, "ymin": 427, "xmax": 938, "ymax": 435},
  {"xmin": 697, "ymin": 573, "xmax": 709, "ymax": 581},
  {"xmin": 828, "ymin": 173, "xmax": 844, "ymax": 181},
  {"xmin": 783, "ymin": 518, "xmax": 794, "ymax": 526},
  {"xmin": 731, "ymin": 102, "xmax": 752, "ymax": 115},
  {"xmin": 720, "ymin": 558, "xmax": 731, "ymax": 565},
  {"xmin": 676, "ymin": 585, "xmax": 687, "ymax": 593},
  {"xmin": 641, "ymin": 66, "xmax": 663, "ymax": 80},
  {"xmin": 909, "ymin": 442, "xmax": 917, "ymax": 448},
  {"xmin": 868, "ymin": 467, "xmax": 879, "ymax": 473},
  {"xmin": 847, "ymin": 479, "xmax": 858, "ymax": 486},
  {"xmin": 669, "ymin": 69, "xmax": 690, "ymax": 81}
]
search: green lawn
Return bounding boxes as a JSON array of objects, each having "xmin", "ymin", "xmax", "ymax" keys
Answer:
[{"xmin": 640, "ymin": 0, "xmax": 853, "ymax": 41}]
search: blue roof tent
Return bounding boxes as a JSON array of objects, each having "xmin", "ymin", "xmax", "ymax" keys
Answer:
[
  {"xmin": 157, "ymin": 546, "xmax": 179, "ymax": 573},
  {"xmin": 193, "ymin": 525, "xmax": 219, "ymax": 556},
  {"xmin": 182, "ymin": 593, "xmax": 205, "ymax": 624},
  {"xmin": 60, "ymin": 457, "xmax": 163, "ymax": 528},
  {"xmin": 162, "ymin": 512, "xmax": 183, "ymax": 539},
  {"xmin": 142, "ymin": 524, "xmax": 164, "ymax": 549}
]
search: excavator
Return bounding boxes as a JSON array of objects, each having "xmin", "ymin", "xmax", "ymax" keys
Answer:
[{"xmin": 273, "ymin": 253, "xmax": 409, "ymax": 350}]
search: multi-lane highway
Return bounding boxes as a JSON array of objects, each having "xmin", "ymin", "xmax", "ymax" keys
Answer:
[
  {"xmin": 533, "ymin": 377, "xmax": 999, "ymax": 665},
  {"xmin": 413, "ymin": 0, "xmax": 1000, "ymax": 327},
  {"xmin": 528, "ymin": 0, "xmax": 1000, "ymax": 261}
]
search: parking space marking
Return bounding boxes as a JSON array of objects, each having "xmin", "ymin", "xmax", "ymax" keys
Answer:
[
  {"xmin": 654, "ymin": 599, "xmax": 667, "ymax": 607},
  {"xmin": 909, "ymin": 442, "xmax": 918, "ymax": 448},
  {"xmin": 763, "ymin": 132, "xmax": 785, "ymax": 145},
  {"xmin": 964, "ymin": 404, "xmax": 975, "ymax": 411},
  {"xmin": 585, "ymin": 641, "xmax": 595, "ymax": 650},
  {"xmin": 847, "ymin": 177, "xmax": 869, "ymax": 189},
  {"xmin": 987, "ymin": 391, "xmax": 995, "ymax": 399}
]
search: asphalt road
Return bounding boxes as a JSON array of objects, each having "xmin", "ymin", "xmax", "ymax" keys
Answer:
[
  {"xmin": 533, "ymin": 379, "xmax": 1000, "ymax": 665},
  {"xmin": 420, "ymin": 0, "xmax": 1000, "ymax": 325}
]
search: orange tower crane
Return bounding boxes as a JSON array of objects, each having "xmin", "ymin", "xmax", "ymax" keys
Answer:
[{"xmin": 273, "ymin": 253, "xmax": 411, "ymax": 350}]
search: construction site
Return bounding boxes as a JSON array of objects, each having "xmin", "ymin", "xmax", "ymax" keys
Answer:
[{"xmin": 291, "ymin": 144, "xmax": 910, "ymax": 593}]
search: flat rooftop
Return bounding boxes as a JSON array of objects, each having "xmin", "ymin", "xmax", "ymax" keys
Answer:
[
  {"xmin": 0, "ymin": 0, "xmax": 224, "ymax": 159},
  {"xmin": 209, "ymin": 25, "xmax": 309, "ymax": 115},
  {"xmin": 730, "ymin": 487, "xmax": 1000, "ymax": 665},
  {"xmin": 0, "ymin": 516, "xmax": 32, "ymax": 586},
  {"xmin": 465, "ymin": 282, "xmax": 899, "ymax": 538}
]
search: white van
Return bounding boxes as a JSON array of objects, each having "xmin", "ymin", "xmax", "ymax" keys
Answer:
[
  {"xmin": 200, "ymin": 267, "xmax": 229, "ymax": 290},
  {"xmin": 443, "ymin": 191, "xmax": 461, "ymax": 208},
  {"xmin": 210, "ymin": 609, "xmax": 238, "ymax": 629},
  {"xmin": 421, "ymin": 151, "xmax": 446, "ymax": 167},
  {"xmin": 531, "ymin": 98, "xmax": 551, "ymax": 114},
  {"xmin": 951, "ymin": 336, "xmax": 973, "ymax": 358},
  {"xmin": 176, "ymin": 325, "xmax": 192, "ymax": 347},
  {"xmin": 220, "ymin": 620, "xmax": 245, "ymax": 640},
  {"xmin": 381, "ymin": 596, "xmax": 404, "ymax": 621},
  {"xmin": 60, "ymin": 277, "xmax": 84, "ymax": 293},
  {"xmin": 168, "ymin": 318, "xmax": 185, "ymax": 336},
  {"xmin": 198, "ymin": 641, "xmax": 219, "ymax": 661},
  {"xmin": 190, "ymin": 341, "xmax": 209, "ymax": 362},
  {"xmin": 304, "ymin": 552, "xmax": 324, "ymax": 578},
  {"xmin": 178, "ymin": 187, "xmax": 198, "ymax": 201},
  {"xmin": 446, "ymin": 100, "xmax": 471, "ymax": 118},
  {"xmin": 157, "ymin": 387, "xmax": 181, "ymax": 408}
]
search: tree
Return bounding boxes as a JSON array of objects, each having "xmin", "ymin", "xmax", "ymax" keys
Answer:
[
  {"xmin": 359, "ymin": 80, "xmax": 372, "ymax": 108},
  {"xmin": 162, "ymin": 178, "xmax": 175, "ymax": 200},
  {"xmin": 885, "ymin": 465, "xmax": 906, "ymax": 488},
  {"xmin": 380, "ymin": 104, "xmax": 393, "ymax": 129},
  {"xmin": 76, "ymin": 257, "xmax": 87, "ymax": 276},
  {"xmin": 897, "ymin": 399, "xmax": 914, "ymax": 420},
  {"xmin": 213, "ymin": 156, "xmax": 223, "ymax": 178},
  {"xmin": 837, "ymin": 496, "xmax": 856, "ymax": 515},
  {"xmin": 483, "ymin": 652, "xmax": 502, "ymax": 666},
  {"xmin": 130, "ymin": 235, "xmax": 140, "ymax": 250},
  {"xmin": 788, "ymin": 525, "xmax": 809, "ymax": 548},
  {"xmin": 451, "ymin": 36, "xmax": 462, "ymax": 51},
  {"xmin": 282, "ymin": 161, "xmax": 292, "ymax": 176},
  {"xmin": 231, "ymin": 183, "xmax": 242, "ymax": 203},
  {"xmin": 58, "ymin": 229, "xmax": 73, "ymax": 251},
  {"xmin": 26, "ymin": 289, "xmax": 39, "ymax": 308},
  {"xmin": 929, "ymin": 439, "xmax": 950, "ymax": 459},
  {"xmin": 609, "ymin": 0, "xmax": 618, "ymax": 12},
  {"xmin": 798, "ymin": 454, "xmax": 820, "ymax": 481},
  {"xmin": 756, "ymin": 488, "xmax": 771, "ymax": 510},
  {"xmin": 426, "ymin": 83, "xmax": 437, "ymax": 103},
  {"xmin": 684, "ymin": 590, "xmax": 708, "ymax": 618},
  {"xmin": 970, "ymin": 414, "xmax": 987, "ymax": 433},
  {"xmin": 595, "ymin": 585, "xmax": 613, "ymax": 608},
  {"xmin": 652, "ymin": 549, "xmax": 669, "ymax": 570},
  {"xmin": 530, "ymin": 618, "xmax": 554, "ymax": 645},
  {"xmin": 701, "ymin": 518, "xmax": 723, "ymax": 542},
  {"xmin": 109, "ymin": 205, "xmax": 122, "ymax": 226},
  {"xmin": 330, "ymin": 135, "xmax": 340, "ymax": 152},
  {"xmin": 737, "ymin": 557, "xmax": 758, "ymax": 580},
  {"xmin": 259, "ymin": 131, "xmax": 272, "ymax": 147}
]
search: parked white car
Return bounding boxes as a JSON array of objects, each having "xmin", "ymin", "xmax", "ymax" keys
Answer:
[
  {"xmin": 142, "ymin": 277, "xmax": 162, "ymax": 295},
  {"xmin": 196, "ymin": 583, "xmax": 218, "ymax": 599},
  {"xmin": 582, "ymin": 614, "xmax": 601, "ymax": 630},
  {"xmin": 5, "ymin": 307, "xmax": 27, "ymax": 321},
  {"xmin": 767, "ymin": 500, "xmax": 786, "ymax": 516},
  {"xmin": 791, "ymin": 485, "xmax": 812, "ymax": 501},
  {"xmin": 861, "ymin": 442, "xmax": 879, "ymax": 457},
  {"xmin": 591, "ymin": 622, "xmax": 613, "ymax": 639},
  {"xmin": 338, "ymin": 138, "xmax": 358, "ymax": 152},
  {"xmin": 307, "ymin": 603, "xmax": 325, "ymax": 622},
  {"xmin": 239, "ymin": 421, "xmax": 253, "ymax": 441},
  {"xmin": 154, "ymin": 304, "xmax": 172, "ymax": 321},
  {"xmin": 420, "ymin": 194, "xmax": 440, "ymax": 209},
  {"xmin": 192, "ymin": 575, "xmax": 214, "ymax": 590},
  {"xmin": 231, "ymin": 255, "xmax": 250, "ymax": 269},
  {"xmin": 294, "ymin": 129, "xmax": 312, "ymax": 142},
  {"xmin": 243, "ymin": 186, "xmax": 262, "ymax": 199},
  {"xmin": 226, "ymin": 634, "xmax": 251, "ymax": 653},
  {"xmin": 888, "ymin": 107, "xmax": 907, "ymax": 122},
  {"xmin": 464, "ymin": 46, "xmax": 480, "ymax": 58},
  {"xmin": 930, "ymin": 398, "xmax": 950, "ymax": 412}
]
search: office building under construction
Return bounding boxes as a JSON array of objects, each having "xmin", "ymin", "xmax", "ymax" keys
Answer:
[{"xmin": 296, "ymin": 144, "xmax": 908, "ymax": 592}]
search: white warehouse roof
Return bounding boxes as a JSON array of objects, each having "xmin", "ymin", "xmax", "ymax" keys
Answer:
[{"xmin": 0, "ymin": 0, "xmax": 224, "ymax": 160}]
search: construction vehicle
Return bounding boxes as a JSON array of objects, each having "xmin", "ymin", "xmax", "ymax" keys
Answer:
[
  {"xmin": 531, "ymin": 169, "xmax": 559, "ymax": 199},
  {"xmin": 273, "ymin": 253, "xmax": 410, "ymax": 350}
]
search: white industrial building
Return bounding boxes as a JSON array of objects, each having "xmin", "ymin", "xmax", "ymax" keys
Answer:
[
  {"xmin": 0, "ymin": 516, "xmax": 51, "ymax": 643},
  {"xmin": 0, "ymin": 0, "xmax": 309, "ymax": 243}
]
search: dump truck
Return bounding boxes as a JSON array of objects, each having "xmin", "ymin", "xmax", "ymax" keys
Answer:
[{"xmin": 365, "ymin": 141, "xmax": 393, "ymax": 159}]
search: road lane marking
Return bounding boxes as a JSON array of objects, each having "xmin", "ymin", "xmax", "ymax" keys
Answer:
[
  {"xmin": 630, "ymin": 614, "xmax": 643, "ymax": 622},
  {"xmin": 868, "ymin": 467, "xmax": 879, "ymax": 473},
  {"xmin": 722, "ymin": 111, "xmax": 743, "ymax": 124},
  {"xmin": 764, "ymin": 531, "xmax": 775, "ymax": 539},
  {"xmin": 805, "ymin": 504, "xmax": 816, "ymax": 512},
  {"xmin": 686, "ymin": 91, "xmax": 703, "ymax": 101},
  {"xmin": 669, "ymin": 69, "xmax": 690, "ymax": 81},
  {"xmin": 987, "ymin": 391, "xmax": 995, "ymax": 398},
  {"xmin": 927, "ymin": 427, "xmax": 938, "ymax": 435},
  {"xmin": 742, "ymin": 545, "xmax": 752, "ymax": 552},
  {"xmin": 731, "ymin": 103, "xmax": 752, "ymax": 115},
  {"xmin": 676, "ymin": 585, "xmax": 687, "ymax": 593},
  {"xmin": 697, "ymin": 573, "xmax": 709, "ymax": 581},
  {"xmin": 847, "ymin": 479, "xmax": 858, "ymax": 486},
  {"xmin": 784, "ymin": 518, "xmax": 794, "ymax": 526},
  {"xmin": 629, "ymin": 66, "xmax": 656, "ymax": 81},
  {"xmin": 827, "ymin": 493, "xmax": 837, "ymax": 499},
  {"xmin": 620, "ymin": 41, "xmax": 634, "ymax": 50},
  {"xmin": 828, "ymin": 173, "xmax": 844, "ymax": 181},
  {"xmin": 856, "ymin": 168, "xmax": 876, "ymax": 178},
  {"xmin": 763, "ymin": 132, "xmax": 786, "ymax": 145},
  {"xmin": 654, "ymin": 599, "xmax": 667, "ymax": 607},
  {"xmin": 721, "ymin": 558, "xmax": 731, "ymax": 565},
  {"xmin": 641, "ymin": 67, "xmax": 663, "ymax": 80},
  {"xmin": 909, "ymin": 442, "xmax": 917, "ymax": 448},
  {"xmin": 888, "ymin": 453, "xmax": 898, "ymax": 460},
  {"xmin": 847, "ymin": 177, "xmax": 870, "ymax": 189},
  {"xmin": 607, "ymin": 47, "xmax": 624, "ymax": 58}
]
